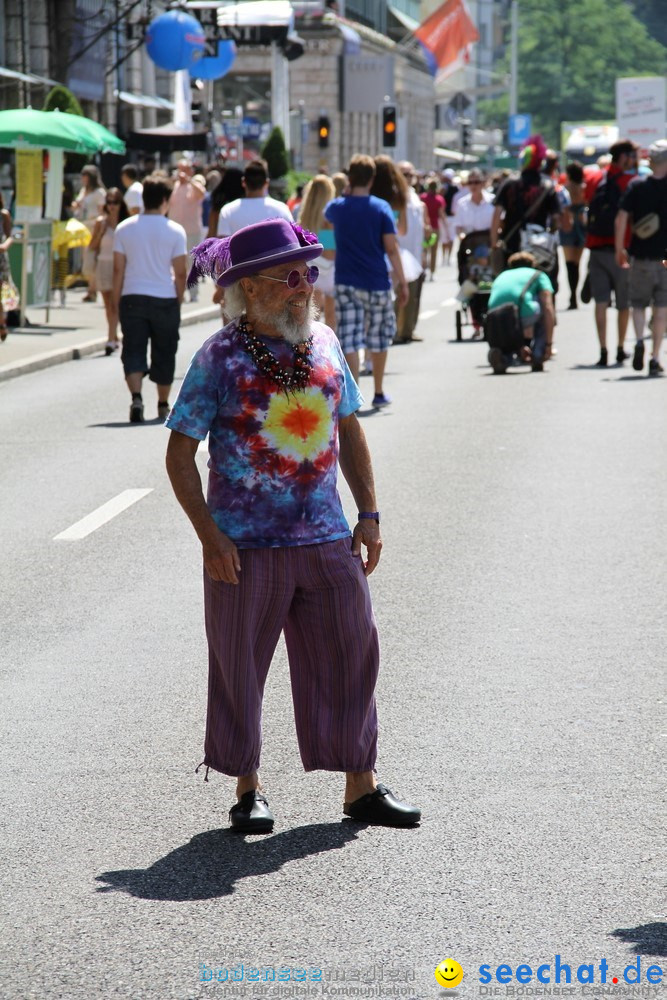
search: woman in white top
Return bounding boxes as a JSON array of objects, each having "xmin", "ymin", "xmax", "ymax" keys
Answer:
[
  {"xmin": 298, "ymin": 174, "xmax": 336, "ymax": 330},
  {"xmin": 73, "ymin": 164, "xmax": 106, "ymax": 302},
  {"xmin": 88, "ymin": 188, "xmax": 128, "ymax": 354}
]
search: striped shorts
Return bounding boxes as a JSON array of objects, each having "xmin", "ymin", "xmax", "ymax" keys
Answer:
[
  {"xmin": 202, "ymin": 538, "xmax": 380, "ymax": 776},
  {"xmin": 334, "ymin": 284, "xmax": 396, "ymax": 353}
]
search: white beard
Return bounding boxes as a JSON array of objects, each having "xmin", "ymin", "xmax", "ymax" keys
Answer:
[{"xmin": 251, "ymin": 297, "xmax": 319, "ymax": 345}]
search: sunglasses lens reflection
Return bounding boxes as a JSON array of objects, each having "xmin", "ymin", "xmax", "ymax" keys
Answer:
[{"xmin": 286, "ymin": 267, "xmax": 319, "ymax": 288}]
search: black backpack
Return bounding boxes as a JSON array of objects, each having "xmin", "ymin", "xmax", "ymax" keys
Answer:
[{"xmin": 587, "ymin": 172, "xmax": 621, "ymax": 239}]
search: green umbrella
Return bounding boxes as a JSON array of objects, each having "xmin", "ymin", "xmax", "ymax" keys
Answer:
[
  {"xmin": 0, "ymin": 108, "xmax": 98, "ymax": 152},
  {"xmin": 62, "ymin": 115, "xmax": 126, "ymax": 155},
  {"xmin": 0, "ymin": 108, "xmax": 125, "ymax": 154}
]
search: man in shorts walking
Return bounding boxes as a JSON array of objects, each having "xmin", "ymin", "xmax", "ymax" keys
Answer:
[
  {"xmin": 584, "ymin": 140, "xmax": 638, "ymax": 366},
  {"xmin": 113, "ymin": 174, "xmax": 187, "ymax": 423},
  {"xmin": 615, "ymin": 140, "xmax": 667, "ymax": 376},
  {"xmin": 325, "ymin": 155, "xmax": 408, "ymax": 407}
]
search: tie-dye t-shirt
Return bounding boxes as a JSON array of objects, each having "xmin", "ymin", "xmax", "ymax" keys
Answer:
[{"xmin": 166, "ymin": 320, "xmax": 364, "ymax": 548}]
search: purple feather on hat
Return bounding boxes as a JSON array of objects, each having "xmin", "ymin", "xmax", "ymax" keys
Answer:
[
  {"xmin": 187, "ymin": 236, "xmax": 232, "ymax": 287},
  {"xmin": 291, "ymin": 223, "xmax": 319, "ymax": 247}
]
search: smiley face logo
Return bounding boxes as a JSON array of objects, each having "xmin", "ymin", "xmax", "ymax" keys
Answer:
[{"xmin": 435, "ymin": 959, "xmax": 464, "ymax": 988}]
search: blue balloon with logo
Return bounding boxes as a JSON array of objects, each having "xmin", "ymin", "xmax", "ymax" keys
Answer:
[
  {"xmin": 194, "ymin": 40, "xmax": 237, "ymax": 81},
  {"xmin": 145, "ymin": 10, "xmax": 206, "ymax": 73}
]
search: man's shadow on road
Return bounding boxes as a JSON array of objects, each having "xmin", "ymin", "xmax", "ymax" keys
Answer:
[
  {"xmin": 95, "ymin": 822, "xmax": 362, "ymax": 902},
  {"xmin": 610, "ymin": 922, "xmax": 667, "ymax": 956}
]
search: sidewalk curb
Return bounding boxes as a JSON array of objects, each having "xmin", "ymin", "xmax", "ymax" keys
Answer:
[{"xmin": 0, "ymin": 306, "xmax": 221, "ymax": 384}]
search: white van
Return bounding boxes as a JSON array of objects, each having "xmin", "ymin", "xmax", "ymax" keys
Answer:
[{"xmin": 564, "ymin": 123, "xmax": 619, "ymax": 164}]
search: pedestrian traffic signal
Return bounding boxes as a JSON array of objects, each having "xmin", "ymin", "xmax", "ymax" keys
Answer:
[
  {"xmin": 382, "ymin": 105, "xmax": 397, "ymax": 148},
  {"xmin": 318, "ymin": 115, "xmax": 330, "ymax": 148},
  {"xmin": 461, "ymin": 121, "xmax": 472, "ymax": 151}
]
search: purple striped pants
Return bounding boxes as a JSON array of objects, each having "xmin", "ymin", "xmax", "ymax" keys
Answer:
[{"xmin": 202, "ymin": 538, "xmax": 379, "ymax": 776}]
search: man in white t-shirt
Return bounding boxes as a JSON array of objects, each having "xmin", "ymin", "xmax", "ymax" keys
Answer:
[
  {"xmin": 113, "ymin": 175, "xmax": 188, "ymax": 424},
  {"xmin": 121, "ymin": 164, "xmax": 143, "ymax": 216},
  {"xmin": 217, "ymin": 158, "xmax": 292, "ymax": 236},
  {"xmin": 454, "ymin": 169, "xmax": 494, "ymax": 237}
]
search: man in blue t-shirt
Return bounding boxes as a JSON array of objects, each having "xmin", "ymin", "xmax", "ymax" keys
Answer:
[{"xmin": 325, "ymin": 154, "xmax": 408, "ymax": 408}]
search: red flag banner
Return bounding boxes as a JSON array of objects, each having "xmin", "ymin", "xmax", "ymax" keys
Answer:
[{"xmin": 415, "ymin": 0, "xmax": 480, "ymax": 81}]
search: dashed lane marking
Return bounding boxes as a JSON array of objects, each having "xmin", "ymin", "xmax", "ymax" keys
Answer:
[
  {"xmin": 54, "ymin": 489, "xmax": 154, "ymax": 541},
  {"xmin": 440, "ymin": 297, "xmax": 458, "ymax": 307},
  {"xmin": 418, "ymin": 309, "xmax": 439, "ymax": 321}
]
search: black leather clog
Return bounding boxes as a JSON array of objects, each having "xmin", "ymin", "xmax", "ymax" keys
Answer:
[
  {"xmin": 343, "ymin": 783, "xmax": 421, "ymax": 827},
  {"xmin": 229, "ymin": 790, "xmax": 274, "ymax": 833}
]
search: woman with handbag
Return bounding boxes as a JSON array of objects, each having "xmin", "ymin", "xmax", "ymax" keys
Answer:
[
  {"xmin": 73, "ymin": 165, "xmax": 106, "ymax": 302},
  {"xmin": 88, "ymin": 188, "xmax": 128, "ymax": 355}
]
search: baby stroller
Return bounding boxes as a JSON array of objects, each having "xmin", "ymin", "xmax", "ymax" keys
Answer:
[{"xmin": 455, "ymin": 230, "xmax": 493, "ymax": 341}]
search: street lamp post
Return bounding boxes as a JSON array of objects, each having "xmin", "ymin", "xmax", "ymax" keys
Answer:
[
  {"xmin": 271, "ymin": 41, "xmax": 290, "ymax": 150},
  {"xmin": 509, "ymin": 0, "xmax": 518, "ymax": 118},
  {"xmin": 235, "ymin": 104, "xmax": 244, "ymax": 163}
]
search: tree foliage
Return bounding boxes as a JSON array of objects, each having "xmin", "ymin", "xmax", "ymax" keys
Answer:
[
  {"xmin": 477, "ymin": 0, "xmax": 667, "ymax": 147},
  {"xmin": 627, "ymin": 0, "xmax": 667, "ymax": 48},
  {"xmin": 261, "ymin": 127, "xmax": 289, "ymax": 179},
  {"xmin": 43, "ymin": 85, "xmax": 84, "ymax": 117}
]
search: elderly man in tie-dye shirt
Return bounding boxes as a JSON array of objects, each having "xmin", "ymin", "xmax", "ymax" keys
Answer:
[{"xmin": 165, "ymin": 218, "xmax": 420, "ymax": 833}]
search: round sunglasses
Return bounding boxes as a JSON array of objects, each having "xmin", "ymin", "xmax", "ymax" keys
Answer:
[{"xmin": 256, "ymin": 266, "xmax": 319, "ymax": 289}]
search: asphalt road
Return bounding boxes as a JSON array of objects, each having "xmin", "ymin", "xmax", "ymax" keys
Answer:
[{"xmin": 1, "ymin": 263, "xmax": 665, "ymax": 1000}]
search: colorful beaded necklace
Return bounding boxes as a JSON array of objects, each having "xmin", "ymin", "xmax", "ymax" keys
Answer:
[{"xmin": 237, "ymin": 316, "xmax": 313, "ymax": 393}]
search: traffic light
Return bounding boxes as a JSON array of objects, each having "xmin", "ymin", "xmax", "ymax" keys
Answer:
[
  {"xmin": 318, "ymin": 115, "xmax": 330, "ymax": 148},
  {"xmin": 382, "ymin": 104, "xmax": 397, "ymax": 148},
  {"xmin": 191, "ymin": 78, "xmax": 204, "ymax": 122},
  {"xmin": 461, "ymin": 120, "xmax": 472, "ymax": 151}
]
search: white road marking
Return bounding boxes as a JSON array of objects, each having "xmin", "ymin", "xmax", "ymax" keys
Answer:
[
  {"xmin": 440, "ymin": 297, "xmax": 458, "ymax": 307},
  {"xmin": 54, "ymin": 489, "xmax": 154, "ymax": 541},
  {"xmin": 418, "ymin": 309, "xmax": 439, "ymax": 321}
]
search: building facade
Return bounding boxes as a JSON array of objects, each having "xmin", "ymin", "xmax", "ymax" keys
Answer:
[
  {"xmin": 215, "ymin": 11, "xmax": 435, "ymax": 173},
  {"xmin": 0, "ymin": 0, "xmax": 174, "ymax": 128},
  {"xmin": 0, "ymin": 0, "xmax": 436, "ymax": 171}
]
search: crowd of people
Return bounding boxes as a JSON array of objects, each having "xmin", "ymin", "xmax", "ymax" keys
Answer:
[
  {"xmin": 486, "ymin": 136, "xmax": 667, "ymax": 375},
  {"xmin": 104, "ymin": 138, "xmax": 667, "ymax": 398},
  {"xmin": 2, "ymin": 133, "xmax": 665, "ymax": 410}
]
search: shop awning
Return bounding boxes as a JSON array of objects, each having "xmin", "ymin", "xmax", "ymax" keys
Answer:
[
  {"xmin": 337, "ymin": 21, "xmax": 362, "ymax": 54},
  {"xmin": 217, "ymin": 0, "xmax": 293, "ymax": 26},
  {"xmin": 115, "ymin": 90, "xmax": 175, "ymax": 112},
  {"xmin": 434, "ymin": 146, "xmax": 479, "ymax": 163},
  {"xmin": 388, "ymin": 5, "xmax": 420, "ymax": 32},
  {"xmin": 189, "ymin": 0, "xmax": 294, "ymax": 27},
  {"xmin": 0, "ymin": 66, "xmax": 59, "ymax": 87},
  {"xmin": 127, "ymin": 123, "xmax": 209, "ymax": 153}
]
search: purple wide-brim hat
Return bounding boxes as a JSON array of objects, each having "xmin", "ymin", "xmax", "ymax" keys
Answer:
[{"xmin": 187, "ymin": 217, "xmax": 323, "ymax": 289}]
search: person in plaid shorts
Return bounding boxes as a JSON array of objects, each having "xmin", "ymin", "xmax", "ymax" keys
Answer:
[{"xmin": 325, "ymin": 155, "xmax": 408, "ymax": 407}]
